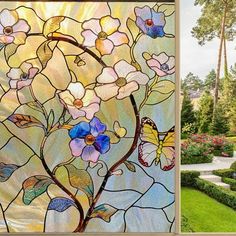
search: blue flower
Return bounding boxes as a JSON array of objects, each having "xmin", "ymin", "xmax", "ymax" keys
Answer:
[
  {"xmin": 135, "ymin": 6, "xmax": 166, "ymax": 38},
  {"xmin": 69, "ymin": 117, "xmax": 110, "ymax": 163}
]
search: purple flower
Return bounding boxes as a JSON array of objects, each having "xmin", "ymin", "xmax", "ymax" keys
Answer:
[
  {"xmin": 135, "ymin": 6, "xmax": 166, "ymax": 38},
  {"xmin": 69, "ymin": 117, "xmax": 110, "ymax": 163}
]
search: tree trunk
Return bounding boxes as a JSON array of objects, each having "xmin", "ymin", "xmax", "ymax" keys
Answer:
[
  {"xmin": 223, "ymin": 35, "xmax": 228, "ymax": 78},
  {"xmin": 214, "ymin": 3, "xmax": 227, "ymax": 110}
]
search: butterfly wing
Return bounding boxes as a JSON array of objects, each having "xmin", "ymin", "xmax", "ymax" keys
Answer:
[
  {"xmin": 160, "ymin": 126, "xmax": 175, "ymax": 171},
  {"xmin": 138, "ymin": 117, "xmax": 159, "ymax": 167}
]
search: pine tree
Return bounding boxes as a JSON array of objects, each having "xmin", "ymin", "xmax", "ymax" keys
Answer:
[
  {"xmin": 197, "ymin": 91, "xmax": 214, "ymax": 133},
  {"xmin": 181, "ymin": 90, "xmax": 196, "ymax": 128},
  {"xmin": 209, "ymin": 103, "xmax": 229, "ymax": 135}
]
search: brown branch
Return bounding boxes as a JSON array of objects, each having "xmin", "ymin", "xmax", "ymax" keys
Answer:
[
  {"xmin": 40, "ymin": 134, "xmax": 84, "ymax": 231},
  {"xmin": 46, "ymin": 35, "xmax": 141, "ymax": 232}
]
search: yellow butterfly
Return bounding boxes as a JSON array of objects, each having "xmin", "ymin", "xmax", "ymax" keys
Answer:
[{"xmin": 138, "ymin": 117, "xmax": 175, "ymax": 171}]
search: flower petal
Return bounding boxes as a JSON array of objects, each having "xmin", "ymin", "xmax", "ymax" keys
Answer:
[
  {"xmin": 95, "ymin": 38, "xmax": 114, "ymax": 55},
  {"xmin": 135, "ymin": 6, "xmax": 151, "ymax": 21},
  {"xmin": 114, "ymin": 60, "xmax": 136, "ymax": 78},
  {"xmin": 94, "ymin": 134, "xmax": 110, "ymax": 154},
  {"xmin": 28, "ymin": 67, "xmax": 39, "ymax": 79},
  {"xmin": 167, "ymin": 67, "xmax": 175, "ymax": 75},
  {"xmin": 82, "ymin": 103, "xmax": 100, "ymax": 120},
  {"xmin": 150, "ymin": 67, "xmax": 167, "ymax": 77},
  {"xmin": 117, "ymin": 81, "xmax": 139, "ymax": 99},
  {"xmin": 0, "ymin": 9, "xmax": 18, "ymax": 27},
  {"xmin": 90, "ymin": 117, "xmax": 106, "ymax": 136},
  {"xmin": 9, "ymin": 79, "xmax": 17, "ymax": 89},
  {"xmin": 126, "ymin": 71, "xmax": 149, "ymax": 85},
  {"xmin": 59, "ymin": 91, "xmax": 74, "ymax": 106},
  {"xmin": 136, "ymin": 17, "xmax": 147, "ymax": 34},
  {"xmin": 82, "ymin": 89, "xmax": 100, "ymax": 106},
  {"xmin": 69, "ymin": 138, "xmax": 86, "ymax": 157},
  {"xmin": 108, "ymin": 31, "xmax": 129, "ymax": 46},
  {"xmin": 95, "ymin": 83, "xmax": 119, "ymax": 101},
  {"xmin": 67, "ymin": 106, "xmax": 86, "ymax": 119},
  {"xmin": 12, "ymin": 19, "xmax": 30, "ymax": 33},
  {"xmin": 69, "ymin": 122, "xmax": 90, "ymax": 139},
  {"xmin": 147, "ymin": 58, "xmax": 161, "ymax": 69},
  {"xmin": 96, "ymin": 67, "xmax": 118, "ymax": 84},
  {"xmin": 82, "ymin": 145, "xmax": 100, "ymax": 163},
  {"xmin": 81, "ymin": 30, "xmax": 97, "ymax": 47},
  {"xmin": 0, "ymin": 24, "xmax": 3, "ymax": 34},
  {"xmin": 11, "ymin": 32, "xmax": 27, "ymax": 45},
  {"xmin": 100, "ymin": 16, "xmax": 120, "ymax": 35},
  {"xmin": 167, "ymin": 56, "xmax": 175, "ymax": 69},
  {"xmin": 82, "ymin": 18, "xmax": 101, "ymax": 34},
  {"xmin": 68, "ymin": 82, "xmax": 85, "ymax": 99},
  {"xmin": 17, "ymin": 79, "xmax": 32, "ymax": 89},
  {"xmin": 152, "ymin": 10, "xmax": 166, "ymax": 26},
  {"xmin": 7, "ymin": 68, "xmax": 22, "ymax": 80},
  {"xmin": 0, "ymin": 35, "xmax": 14, "ymax": 44},
  {"xmin": 153, "ymin": 52, "xmax": 169, "ymax": 64},
  {"xmin": 146, "ymin": 25, "xmax": 165, "ymax": 38}
]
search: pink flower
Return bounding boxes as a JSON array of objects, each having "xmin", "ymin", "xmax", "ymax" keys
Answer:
[
  {"xmin": 7, "ymin": 62, "xmax": 38, "ymax": 89},
  {"xmin": 0, "ymin": 9, "xmax": 30, "ymax": 45},
  {"xmin": 59, "ymin": 82, "xmax": 100, "ymax": 120},
  {"xmin": 144, "ymin": 52, "xmax": 175, "ymax": 77},
  {"xmin": 81, "ymin": 15, "xmax": 129, "ymax": 55},
  {"xmin": 94, "ymin": 60, "xmax": 149, "ymax": 101}
]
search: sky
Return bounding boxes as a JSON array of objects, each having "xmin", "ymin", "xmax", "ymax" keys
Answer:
[{"xmin": 180, "ymin": 0, "xmax": 236, "ymax": 79}]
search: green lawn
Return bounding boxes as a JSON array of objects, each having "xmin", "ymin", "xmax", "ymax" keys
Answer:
[{"xmin": 181, "ymin": 187, "xmax": 236, "ymax": 232}]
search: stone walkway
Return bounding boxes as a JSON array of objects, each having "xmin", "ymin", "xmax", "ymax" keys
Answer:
[{"xmin": 181, "ymin": 153, "xmax": 236, "ymax": 189}]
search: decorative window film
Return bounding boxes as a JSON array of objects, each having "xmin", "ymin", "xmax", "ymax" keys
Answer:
[{"xmin": 0, "ymin": 1, "xmax": 176, "ymax": 233}]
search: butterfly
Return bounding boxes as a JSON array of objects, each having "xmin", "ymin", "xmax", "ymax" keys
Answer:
[{"xmin": 138, "ymin": 117, "xmax": 175, "ymax": 171}]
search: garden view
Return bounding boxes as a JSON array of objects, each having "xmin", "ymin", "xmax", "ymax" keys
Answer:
[{"xmin": 180, "ymin": 0, "xmax": 236, "ymax": 232}]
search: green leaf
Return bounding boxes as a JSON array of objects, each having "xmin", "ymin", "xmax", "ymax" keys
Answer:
[
  {"xmin": 43, "ymin": 16, "xmax": 65, "ymax": 37},
  {"xmin": 65, "ymin": 164, "xmax": 94, "ymax": 205},
  {"xmin": 23, "ymin": 176, "xmax": 53, "ymax": 205},
  {"xmin": 90, "ymin": 204, "xmax": 118, "ymax": 222},
  {"xmin": 126, "ymin": 17, "xmax": 140, "ymax": 40},
  {"xmin": 146, "ymin": 80, "xmax": 175, "ymax": 105},
  {"xmin": 0, "ymin": 162, "xmax": 18, "ymax": 182},
  {"xmin": 37, "ymin": 41, "xmax": 53, "ymax": 69},
  {"xmin": 104, "ymin": 131, "xmax": 120, "ymax": 144},
  {"xmin": 4, "ymin": 44, "xmax": 18, "ymax": 61},
  {"xmin": 155, "ymin": 4, "xmax": 175, "ymax": 16},
  {"xmin": 124, "ymin": 161, "xmax": 136, "ymax": 172},
  {"xmin": 47, "ymin": 109, "xmax": 55, "ymax": 131},
  {"xmin": 27, "ymin": 101, "xmax": 44, "ymax": 113},
  {"xmin": 8, "ymin": 114, "xmax": 44, "ymax": 129}
]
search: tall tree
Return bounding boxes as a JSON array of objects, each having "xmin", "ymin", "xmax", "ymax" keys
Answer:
[
  {"xmin": 192, "ymin": 0, "xmax": 236, "ymax": 109},
  {"xmin": 197, "ymin": 91, "xmax": 214, "ymax": 133},
  {"xmin": 181, "ymin": 72, "xmax": 203, "ymax": 91},
  {"xmin": 204, "ymin": 69, "xmax": 216, "ymax": 90},
  {"xmin": 181, "ymin": 90, "xmax": 196, "ymax": 128}
]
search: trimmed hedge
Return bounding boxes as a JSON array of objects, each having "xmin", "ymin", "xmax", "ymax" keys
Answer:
[
  {"xmin": 181, "ymin": 171, "xmax": 200, "ymax": 187},
  {"xmin": 195, "ymin": 178, "xmax": 236, "ymax": 210},
  {"xmin": 212, "ymin": 168, "xmax": 234, "ymax": 178},
  {"xmin": 222, "ymin": 177, "xmax": 236, "ymax": 191},
  {"xmin": 230, "ymin": 161, "xmax": 236, "ymax": 170}
]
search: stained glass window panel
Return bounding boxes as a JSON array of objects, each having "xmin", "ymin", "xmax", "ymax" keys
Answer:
[{"xmin": 0, "ymin": 1, "xmax": 176, "ymax": 233}]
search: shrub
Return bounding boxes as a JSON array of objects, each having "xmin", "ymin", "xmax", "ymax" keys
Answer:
[
  {"xmin": 195, "ymin": 178, "xmax": 236, "ymax": 210},
  {"xmin": 181, "ymin": 171, "xmax": 200, "ymax": 187},
  {"xmin": 181, "ymin": 141, "xmax": 213, "ymax": 164},
  {"xmin": 230, "ymin": 161, "xmax": 236, "ymax": 170},
  {"xmin": 222, "ymin": 178, "xmax": 236, "ymax": 191},
  {"xmin": 213, "ymin": 169, "xmax": 234, "ymax": 178}
]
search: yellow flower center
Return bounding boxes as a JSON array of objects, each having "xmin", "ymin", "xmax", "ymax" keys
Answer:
[
  {"xmin": 73, "ymin": 99, "xmax": 83, "ymax": 109},
  {"xmin": 98, "ymin": 31, "xmax": 108, "ymax": 40},
  {"xmin": 3, "ymin": 26, "xmax": 13, "ymax": 35},
  {"xmin": 115, "ymin": 77, "xmax": 127, "ymax": 87},
  {"xmin": 85, "ymin": 134, "xmax": 95, "ymax": 145}
]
